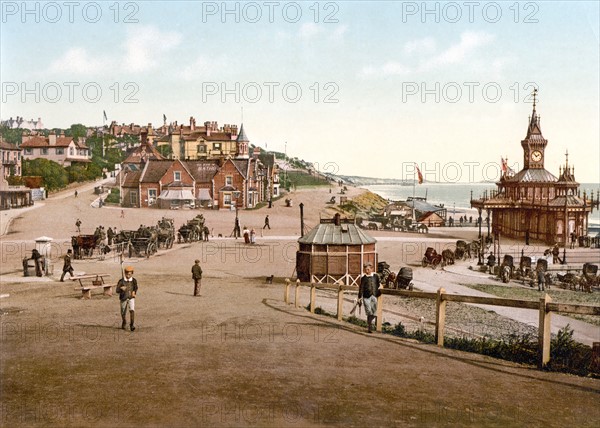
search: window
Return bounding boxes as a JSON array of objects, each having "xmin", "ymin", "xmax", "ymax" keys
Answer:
[
  {"xmin": 69, "ymin": 147, "xmax": 74, "ymax": 155},
  {"xmin": 56, "ymin": 148, "xmax": 64, "ymax": 155},
  {"xmin": 148, "ymin": 189, "xmax": 157, "ymax": 199},
  {"xmin": 130, "ymin": 191, "xmax": 138, "ymax": 206},
  {"xmin": 273, "ymin": 187, "xmax": 278, "ymax": 196},
  {"xmin": 24, "ymin": 148, "xmax": 32, "ymax": 155},
  {"xmin": 197, "ymin": 145, "xmax": 206, "ymax": 153},
  {"xmin": 174, "ymin": 171, "xmax": 181, "ymax": 181},
  {"xmin": 213, "ymin": 143, "xmax": 221, "ymax": 150},
  {"xmin": 41, "ymin": 148, "xmax": 48, "ymax": 155},
  {"xmin": 225, "ymin": 175, "xmax": 233, "ymax": 186},
  {"xmin": 224, "ymin": 193, "xmax": 232, "ymax": 206}
]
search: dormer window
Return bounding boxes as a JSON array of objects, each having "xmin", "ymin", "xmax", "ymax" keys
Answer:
[
  {"xmin": 174, "ymin": 171, "xmax": 181, "ymax": 181},
  {"xmin": 225, "ymin": 176, "xmax": 233, "ymax": 186}
]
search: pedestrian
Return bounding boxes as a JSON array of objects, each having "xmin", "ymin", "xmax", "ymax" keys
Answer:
[
  {"xmin": 243, "ymin": 226, "xmax": 250, "ymax": 244},
  {"xmin": 107, "ymin": 227, "xmax": 114, "ymax": 246},
  {"xmin": 552, "ymin": 244, "xmax": 560, "ymax": 264},
  {"xmin": 31, "ymin": 249, "xmax": 43, "ymax": 277},
  {"xmin": 203, "ymin": 226, "xmax": 210, "ymax": 241},
  {"xmin": 60, "ymin": 249, "xmax": 75, "ymax": 282},
  {"xmin": 75, "ymin": 218, "xmax": 81, "ymax": 233},
  {"xmin": 536, "ymin": 263, "xmax": 546, "ymax": 291},
  {"xmin": 192, "ymin": 259, "xmax": 203, "ymax": 296},
  {"xmin": 486, "ymin": 252, "xmax": 496, "ymax": 274},
  {"xmin": 250, "ymin": 228, "xmax": 256, "ymax": 244},
  {"xmin": 74, "ymin": 190, "xmax": 78, "ymax": 198},
  {"xmin": 234, "ymin": 217, "xmax": 241, "ymax": 239},
  {"xmin": 116, "ymin": 266, "xmax": 138, "ymax": 331},
  {"xmin": 120, "ymin": 209, "xmax": 125, "ymax": 218},
  {"xmin": 570, "ymin": 232, "xmax": 577, "ymax": 249},
  {"xmin": 358, "ymin": 263, "xmax": 381, "ymax": 333},
  {"xmin": 263, "ymin": 215, "xmax": 271, "ymax": 229}
]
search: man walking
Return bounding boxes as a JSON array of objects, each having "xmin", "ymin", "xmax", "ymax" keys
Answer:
[
  {"xmin": 60, "ymin": 249, "xmax": 75, "ymax": 282},
  {"xmin": 75, "ymin": 218, "xmax": 81, "ymax": 233},
  {"xmin": 263, "ymin": 215, "xmax": 271, "ymax": 229},
  {"xmin": 116, "ymin": 266, "xmax": 138, "ymax": 331},
  {"xmin": 358, "ymin": 263, "xmax": 381, "ymax": 333},
  {"xmin": 192, "ymin": 260, "xmax": 203, "ymax": 296}
]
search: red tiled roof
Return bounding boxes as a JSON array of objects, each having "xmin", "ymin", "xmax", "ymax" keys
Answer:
[
  {"xmin": 0, "ymin": 140, "xmax": 19, "ymax": 150},
  {"xmin": 122, "ymin": 171, "xmax": 142, "ymax": 187},
  {"xmin": 20, "ymin": 136, "xmax": 48, "ymax": 148}
]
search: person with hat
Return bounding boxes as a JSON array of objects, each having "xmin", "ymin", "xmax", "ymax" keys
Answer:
[
  {"xmin": 191, "ymin": 259, "xmax": 203, "ymax": 296},
  {"xmin": 358, "ymin": 262, "xmax": 382, "ymax": 333},
  {"xmin": 60, "ymin": 249, "xmax": 75, "ymax": 282},
  {"xmin": 116, "ymin": 266, "xmax": 138, "ymax": 331}
]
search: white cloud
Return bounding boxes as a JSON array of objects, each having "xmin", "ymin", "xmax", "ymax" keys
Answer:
[
  {"xmin": 420, "ymin": 31, "xmax": 494, "ymax": 71},
  {"xmin": 299, "ymin": 22, "xmax": 322, "ymax": 39},
  {"xmin": 49, "ymin": 47, "xmax": 109, "ymax": 74},
  {"xmin": 404, "ymin": 37, "xmax": 436, "ymax": 55},
  {"xmin": 123, "ymin": 25, "xmax": 182, "ymax": 72},
  {"xmin": 331, "ymin": 25, "xmax": 348, "ymax": 41},
  {"xmin": 359, "ymin": 61, "xmax": 411, "ymax": 78},
  {"xmin": 178, "ymin": 55, "xmax": 227, "ymax": 81}
]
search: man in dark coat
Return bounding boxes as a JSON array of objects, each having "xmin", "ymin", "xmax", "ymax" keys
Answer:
[
  {"xmin": 192, "ymin": 260, "xmax": 203, "ymax": 296},
  {"xmin": 60, "ymin": 249, "xmax": 74, "ymax": 282},
  {"xmin": 358, "ymin": 263, "xmax": 381, "ymax": 333}
]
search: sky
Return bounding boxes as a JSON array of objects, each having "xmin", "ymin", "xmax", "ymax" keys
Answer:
[{"xmin": 1, "ymin": 1, "xmax": 599, "ymax": 183}]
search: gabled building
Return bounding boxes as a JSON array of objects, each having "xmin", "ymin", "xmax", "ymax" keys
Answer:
[
  {"xmin": 20, "ymin": 131, "xmax": 91, "ymax": 166},
  {"xmin": 471, "ymin": 92, "xmax": 596, "ymax": 245},
  {"xmin": 1, "ymin": 138, "xmax": 22, "ymax": 177}
]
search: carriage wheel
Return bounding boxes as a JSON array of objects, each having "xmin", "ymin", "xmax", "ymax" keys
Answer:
[
  {"xmin": 146, "ymin": 242, "xmax": 157, "ymax": 257},
  {"xmin": 421, "ymin": 257, "xmax": 428, "ymax": 268}
]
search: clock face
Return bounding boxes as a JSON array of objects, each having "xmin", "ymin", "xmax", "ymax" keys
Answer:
[{"xmin": 531, "ymin": 150, "xmax": 543, "ymax": 162}]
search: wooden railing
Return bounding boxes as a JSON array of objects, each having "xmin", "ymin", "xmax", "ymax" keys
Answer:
[{"xmin": 283, "ymin": 279, "xmax": 600, "ymax": 368}]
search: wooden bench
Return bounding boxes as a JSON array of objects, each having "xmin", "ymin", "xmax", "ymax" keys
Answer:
[{"xmin": 71, "ymin": 274, "xmax": 112, "ymax": 299}]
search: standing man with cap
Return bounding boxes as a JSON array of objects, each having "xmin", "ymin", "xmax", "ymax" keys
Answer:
[
  {"xmin": 358, "ymin": 262, "xmax": 382, "ymax": 333},
  {"xmin": 192, "ymin": 259, "xmax": 203, "ymax": 296},
  {"xmin": 116, "ymin": 266, "xmax": 138, "ymax": 331}
]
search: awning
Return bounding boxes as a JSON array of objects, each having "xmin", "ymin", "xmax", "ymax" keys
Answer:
[
  {"xmin": 157, "ymin": 189, "xmax": 195, "ymax": 200},
  {"xmin": 197, "ymin": 188, "xmax": 211, "ymax": 200}
]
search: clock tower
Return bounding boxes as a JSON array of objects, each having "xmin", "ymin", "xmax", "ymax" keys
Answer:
[{"xmin": 521, "ymin": 89, "xmax": 548, "ymax": 169}]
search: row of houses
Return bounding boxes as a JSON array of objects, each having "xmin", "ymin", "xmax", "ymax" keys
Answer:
[{"xmin": 119, "ymin": 146, "xmax": 280, "ymax": 210}]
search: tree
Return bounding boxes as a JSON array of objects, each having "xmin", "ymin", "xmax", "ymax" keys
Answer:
[
  {"xmin": 22, "ymin": 158, "xmax": 68, "ymax": 192},
  {"xmin": 0, "ymin": 125, "xmax": 24, "ymax": 145},
  {"xmin": 65, "ymin": 124, "xmax": 87, "ymax": 142},
  {"xmin": 157, "ymin": 144, "xmax": 172, "ymax": 158}
]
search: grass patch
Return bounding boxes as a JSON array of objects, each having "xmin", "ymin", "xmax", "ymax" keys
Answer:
[
  {"xmin": 462, "ymin": 283, "xmax": 600, "ymax": 326},
  {"xmin": 286, "ymin": 171, "xmax": 330, "ymax": 187}
]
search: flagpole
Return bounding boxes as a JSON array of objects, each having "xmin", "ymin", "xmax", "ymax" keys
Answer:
[{"xmin": 413, "ymin": 165, "xmax": 416, "ymax": 221}]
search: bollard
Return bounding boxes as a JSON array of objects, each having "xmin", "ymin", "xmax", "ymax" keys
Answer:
[
  {"xmin": 310, "ymin": 284, "xmax": 316, "ymax": 313},
  {"xmin": 284, "ymin": 278, "xmax": 290, "ymax": 304},
  {"xmin": 294, "ymin": 279, "xmax": 300, "ymax": 308}
]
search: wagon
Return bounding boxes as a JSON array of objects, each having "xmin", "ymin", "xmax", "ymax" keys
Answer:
[
  {"xmin": 396, "ymin": 267, "xmax": 414, "ymax": 290},
  {"xmin": 422, "ymin": 247, "xmax": 442, "ymax": 269},
  {"xmin": 156, "ymin": 217, "xmax": 175, "ymax": 249},
  {"xmin": 128, "ymin": 228, "xmax": 158, "ymax": 258}
]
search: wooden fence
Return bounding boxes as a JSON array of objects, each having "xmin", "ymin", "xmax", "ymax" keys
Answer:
[{"xmin": 283, "ymin": 279, "xmax": 600, "ymax": 368}]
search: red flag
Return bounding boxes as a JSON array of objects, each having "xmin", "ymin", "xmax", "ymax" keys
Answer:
[
  {"xmin": 501, "ymin": 157, "xmax": 508, "ymax": 173},
  {"xmin": 415, "ymin": 163, "xmax": 423, "ymax": 184}
]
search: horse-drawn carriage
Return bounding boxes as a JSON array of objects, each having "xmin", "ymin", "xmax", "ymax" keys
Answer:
[
  {"xmin": 395, "ymin": 267, "xmax": 414, "ymax": 290},
  {"xmin": 581, "ymin": 263, "xmax": 599, "ymax": 292},
  {"xmin": 422, "ymin": 247, "xmax": 443, "ymax": 269},
  {"xmin": 72, "ymin": 235, "xmax": 99, "ymax": 259},
  {"xmin": 156, "ymin": 217, "xmax": 175, "ymax": 249},
  {"xmin": 377, "ymin": 261, "xmax": 414, "ymax": 290},
  {"xmin": 129, "ymin": 227, "xmax": 158, "ymax": 258},
  {"xmin": 178, "ymin": 215, "xmax": 205, "ymax": 243}
]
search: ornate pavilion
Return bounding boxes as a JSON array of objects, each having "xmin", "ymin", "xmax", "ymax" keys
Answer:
[{"xmin": 471, "ymin": 91, "xmax": 597, "ymax": 245}]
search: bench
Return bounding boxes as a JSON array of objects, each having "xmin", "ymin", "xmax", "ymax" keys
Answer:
[{"xmin": 71, "ymin": 274, "xmax": 112, "ymax": 299}]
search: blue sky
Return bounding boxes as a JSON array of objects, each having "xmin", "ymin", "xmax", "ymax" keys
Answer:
[{"xmin": 1, "ymin": 1, "xmax": 599, "ymax": 183}]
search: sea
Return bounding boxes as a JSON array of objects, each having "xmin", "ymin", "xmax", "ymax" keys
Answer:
[{"xmin": 361, "ymin": 182, "xmax": 600, "ymax": 235}]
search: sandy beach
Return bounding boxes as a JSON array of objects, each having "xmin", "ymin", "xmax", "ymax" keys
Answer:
[{"xmin": 1, "ymin": 181, "xmax": 599, "ymax": 427}]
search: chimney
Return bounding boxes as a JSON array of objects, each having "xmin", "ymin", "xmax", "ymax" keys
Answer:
[
  {"xmin": 204, "ymin": 121, "xmax": 211, "ymax": 137},
  {"xmin": 334, "ymin": 213, "xmax": 341, "ymax": 226},
  {"xmin": 49, "ymin": 131, "xmax": 57, "ymax": 146},
  {"xmin": 190, "ymin": 116, "xmax": 195, "ymax": 131},
  {"xmin": 253, "ymin": 147, "xmax": 260, "ymax": 159},
  {"xmin": 147, "ymin": 123, "xmax": 153, "ymax": 135}
]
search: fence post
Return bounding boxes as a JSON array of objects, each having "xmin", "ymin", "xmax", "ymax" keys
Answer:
[
  {"xmin": 376, "ymin": 293, "xmax": 383, "ymax": 332},
  {"xmin": 284, "ymin": 278, "xmax": 290, "ymax": 304},
  {"xmin": 294, "ymin": 279, "xmax": 301, "ymax": 308},
  {"xmin": 337, "ymin": 286, "xmax": 344, "ymax": 321},
  {"xmin": 310, "ymin": 284, "xmax": 316, "ymax": 313},
  {"xmin": 538, "ymin": 293, "xmax": 552, "ymax": 368},
  {"xmin": 435, "ymin": 287, "xmax": 446, "ymax": 347}
]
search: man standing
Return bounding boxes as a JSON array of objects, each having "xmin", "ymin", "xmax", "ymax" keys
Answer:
[
  {"xmin": 358, "ymin": 263, "xmax": 381, "ymax": 333},
  {"xmin": 263, "ymin": 215, "xmax": 271, "ymax": 229},
  {"xmin": 116, "ymin": 266, "xmax": 138, "ymax": 331},
  {"xmin": 75, "ymin": 218, "xmax": 82, "ymax": 233},
  {"xmin": 192, "ymin": 260, "xmax": 203, "ymax": 296},
  {"xmin": 60, "ymin": 249, "xmax": 75, "ymax": 282},
  {"xmin": 552, "ymin": 244, "xmax": 560, "ymax": 264}
]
